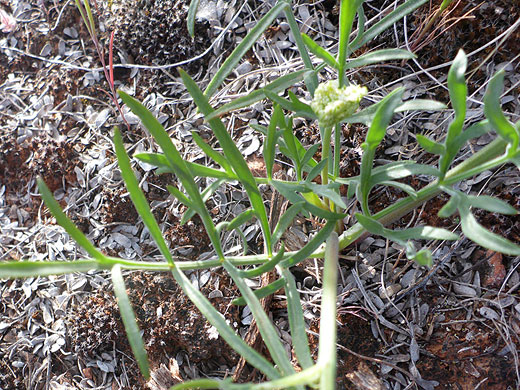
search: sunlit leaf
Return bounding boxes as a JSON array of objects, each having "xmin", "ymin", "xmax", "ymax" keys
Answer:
[
  {"xmin": 38, "ymin": 178, "xmax": 106, "ymax": 261},
  {"xmin": 484, "ymin": 70, "xmax": 519, "ymax": 152},
  {"xmin": 344, "ymin": 49, "xmax": 415, "ymax": 70},
  {"xmin": 204, "ymin": 1, "xmax": 289, "ymax": 97},
  {"xmin": 112, "ymin": 264, "xmax": 150, "ymax": 379},
  {"xmin": 0, "ymin": 260, "xmax": 101, "ymax": 279},
  {"xmin": 281, "ymin": 268, "xmax": 314, "ymax": 369},
  {"xmin": 466, "ymin": 195, "xmax": 518, "ymax": 215},
  {"xmin": 187, "ymin": 0, "xmax": 199, "ymax": 37},
  {"xmin": 302, "ymin": 33, "xmax": 339, "ymax": 69}
]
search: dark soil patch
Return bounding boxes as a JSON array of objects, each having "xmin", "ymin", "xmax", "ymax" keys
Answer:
[
  {"xmin": 68, "ymin": 269, "xmax": 240, "ymax": 388},
  {"xmin": 309, "ymin": 312, "xmax": 381, "ymax": 389},
  {"xmin": 0, "ymin": 134, "xmax": 83, "ymax": 230},
  {"xmin": 417, "ymin": 288, "xmax": 517, "ymax": 390}
]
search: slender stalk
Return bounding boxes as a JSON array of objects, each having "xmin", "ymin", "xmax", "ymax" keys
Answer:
[
  {"xmin": 321, "ymin": 125, "xmax": 333, "ymax": 187},
  {"xmin": 317, "ymin": 232, "xmax": 339, "ymax": 389}
]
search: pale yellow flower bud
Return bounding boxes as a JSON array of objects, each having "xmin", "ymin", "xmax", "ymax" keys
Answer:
[{"xmin": 311, "ymin": 80, "xmax": 367, "ymax": 128}]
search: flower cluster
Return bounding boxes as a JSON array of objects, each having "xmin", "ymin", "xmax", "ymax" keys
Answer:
[{"xmin": 311, "ymin": 80, "xmax": 367, "ymax": 127}]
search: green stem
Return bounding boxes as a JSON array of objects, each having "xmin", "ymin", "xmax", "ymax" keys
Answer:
[
  {"xmin": 317, "ymin": 232, "xmax": 338, "ymax": 389},
  {"xmin": 333, "ymin": 123, "xmax": 341, "ymax": 180},
  {"xmin": 321, "ymin": 125, "xmax": 333, "ymax": 187}
]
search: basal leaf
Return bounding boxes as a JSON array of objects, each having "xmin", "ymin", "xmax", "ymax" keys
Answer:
[
  {"xmin": 191, "ymin": 131, "xmax": 234, "ymax": 174},
  {"xmin": 484, "ymin": 70, "xmax": 519, "ymax": 152},
  {"xmin": 351, "ymin": 0, "xmax": 428, "ymax": 51},
  {"xmin": 180, "ymin": 69, "xmax": 272, "ymax": 254},
  {"xmin": 344, "ymin": 49, "xmax": 415, "ymax": 70},
  {"xmin": 38, "ymin": 178, "xmax": 106, "ymax": 262},
  {"xmin": 206, "ymin": 70, "xmax": 307, "ymax": 120},
  {"xmin": 272, "ymin": 202, "xmax": 306, "ymax": 246},
  {"xmin": 417, "ymin": 134, "xmax": 446, "ymax": 155},
  {"xmin": 282, "ymin": 220, "xmax": 337, "ymax": 267},
  {"xmin": 378, "ymin": 180, "xmax": 418, "ymax": 198},
  {"xmin": 337, "ymin": 0, "xmax": 363, "ymax": 84},
  {"xmin": 264, "ymin": 105, "xmax": 283, "ymax": 180},
  {"xmin": 440, "ymin": 49, "xmax": 467, "ymax": 176},
  {"xmin": 181, "ymin": 179, "xmax": 225, "ymax": 225},
  {"xmin": 187, "ymin": 0, "xmax": 199, "ymax": 37},
  {"xmin": 114, "ymin": 128, "xmax": 204, "ymax": 263},
  {"xmin": 437, "ymin": 196, "xmax": 459, "ymax": 218},
  {"xmin": 171, "ymin": 266, "xmax": 280, "ymax": 379},
  {"xmin": 112, "ymin": 265, "xmax": 150, "ymax": 379},
  {"xmin": 301, "ymin": 33, "xmax": 339, "ymax": 69},
  {"xmin": 204, "ymin": 1, "xmax": 289, "ymax": 97},
  {"xmin": 466, "ymin": 195, "xmax": 518, "ymax": 215},
  {"xmin": 239, "ymin": 244, "xmax": 285, "ymax": 278},
  {"xmin": 459, "ymin": 205, "xmax": 520, "ymax": 255},
  {"xmin": 281, "ymin": 268, "xmax": 314, "ymax": 369}
]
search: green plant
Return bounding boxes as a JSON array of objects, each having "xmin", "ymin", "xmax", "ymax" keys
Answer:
[{"xmin": 2, "ymin": 0, "xmax": 520, "ymax": 389}]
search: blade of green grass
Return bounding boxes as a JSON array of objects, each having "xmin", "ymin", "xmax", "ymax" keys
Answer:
[
  {"xmin": 224, "ymin": 261, "xmax": 295, "ymax": 376},
  {"xmin": 350, "ymin": 0, "xmax": 428, "ymax": 52},
  {"xmin": 187, "ymin": 0, "xmax": 200, "ymax": 37},
  {"xmin": 204, "ymin": 1, "xmax": 290, "ymax": 98},
  {"xmin": 117, "ymin": 93, "xmax": 224, "ymax": 259},
  {"xmin": 180, "ymin": 69, "xmax": 273, "ymax": 255},
  {"xmin": 37, "ymin": 178, "xmax": 106, "ymax": 262},
  {"xmin": 344, "ymin": 49, "xmax": 415, "ymax": 70},
  {"xmin": 112, "ymin": 264, "xmax": 150, "ymax": 379},
  {"xmin": 0, "ymin": 260, "xmax": 100, "ymax": 279},
  {"xmin": 171, "ymin": 265, "xmax": 281, "ymax": 379},
  {"xmin": 281, "ymin": 268, "xmax": 314, "ymax": 369}
]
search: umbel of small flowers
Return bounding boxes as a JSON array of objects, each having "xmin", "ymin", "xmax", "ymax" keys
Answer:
[{"xmin": 311, "ymin": 80, "xmax": 368, "ymax": 128}]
